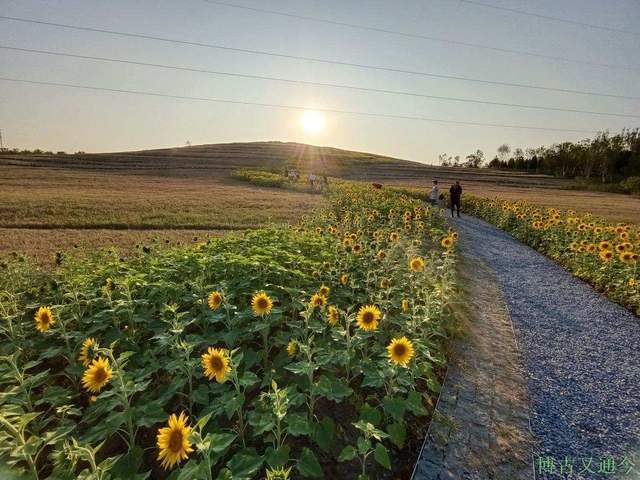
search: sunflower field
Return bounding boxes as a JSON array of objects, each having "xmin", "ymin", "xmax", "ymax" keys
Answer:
[
  {"xmin": 0, "ymin": 184, "xmax": 458, "ymax": 479},
  {"xmin": 464, "ymin": 196, "xmax": 639, "ymax": 314}
]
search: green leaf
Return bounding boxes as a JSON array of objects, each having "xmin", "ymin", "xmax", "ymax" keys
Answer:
[
  {"xmin": 216, "ymin": 469, "xmax": 233, "ymax": 480},
  {"xmin": 427, "ymin": 377, "xmax": 441, "ymax": 393},
  {"xmin": 226, "ymin": 450, "xmax": 263, "ymax": 478},
  {"xmin": 134, "ymin": 401, "xmax": 166, "ymax": 428},
  {"xmin": 210, "ymin": 432, "xmax": 237, "ymax": 453},
  {"xmin": 286, "ymin": 412, "xmax": 311, "ymax": 436},
  {"xmin": 111, "ymin": 445, "xmax": 143, "ymax": 478},
  {"xmin": 374, "ymin": 443, "xmax": 391, "ymax": 470},
  {"xmin": 238, "ymin": 371, "xmax": 260, "ymax": 388},
  {"xmin": 297, "ymin": 448, "xmax": 323, "ymax": 478},
  {"xmin": 311, "ymin": 417, "xmax": 335, "ymax": 452},
  {"xmin": 315, "ymin": 375, "xmax": 352, "ymax": 402},
  {"xmin": 356, "ymin": 436, "xmax": 371, "ymax": 455},
  {"xmin": 247, "ymin": 409, "xmax": 275, "ymax": 436},
  {"xmin": 176, "ymin": 459, "xmax": 206, "ymax": 480},
  {"xmin": 338, "ymin": 445, "xmax": 357, "ymax": 462},
  {"xmin": 406, "ymin": 391, "xmax": 428, "ymax": 416},
  {"xmin": 193, "ymin": 384, "xmax": 211, "ymax": 406},
  {"xmin": 382, "ymin": 397, "xmax": 406, "ymax": 423},
  {"xmin": 224, "ymin": 392, "xmax": 245, "ymax": 419},
  {"xmin": 265, "ymin": 444, "xmax": 290, "ymax": 468},
  {"xmin": 359, "ymin": 403, "xmax": 381, "ymax": 426},
  {"xmin": 387, "ymin": 422, "xmax": 406, "ymax": 449}
]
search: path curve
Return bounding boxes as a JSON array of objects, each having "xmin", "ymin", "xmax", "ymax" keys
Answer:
[{"xmin": 452, "ymin": 215, "xmax": 640, "ymax": 478}]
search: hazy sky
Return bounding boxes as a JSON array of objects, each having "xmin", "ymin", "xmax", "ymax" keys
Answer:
[{"xmin": 1, "ymin": 0, "xmax": 639, "ymax": 163}]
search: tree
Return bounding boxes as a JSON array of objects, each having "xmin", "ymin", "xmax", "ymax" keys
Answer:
[
  {"xmin": 497, "ymin": 144, "xmax": 511, "ymax": 162},
  {"xmin": 438, "ymin": 153, "xmax": 452, "ymax": 167},
  {"xmin": 464, "ymin": 150, "xmax": 484, "ymax": 168}
]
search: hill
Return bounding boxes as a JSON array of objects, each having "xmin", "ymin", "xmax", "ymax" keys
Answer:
[{"xmin": 0, "ymin": 140, "xmax": 568, "ymax": 189}]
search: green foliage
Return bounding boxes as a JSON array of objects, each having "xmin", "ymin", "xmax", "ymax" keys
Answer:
[
  {"xmin": 464, "ymin": 195, "xmax": 640, "ymax": 314},
  {"xmin": 0, "ymin": 184, "xmax": 458, "ymax": 478}
]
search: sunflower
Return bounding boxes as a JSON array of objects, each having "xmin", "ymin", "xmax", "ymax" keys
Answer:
[
  {"xmin": 328, "ymin": 306, "xmax": 339, "ymax": 326},
  {"xmin": 310, "ymin": 293, "xmax": 327, "ymax": 309},
  {"xmin": 352, "ymin": 243, "xmax": 363, "ymax": 254},
  {"xmin": 34, "ymin": 306, "xmax": 55, "ymax": 333},
  {"xmin": 377, "ymin": 250, "xmax": 386, "ymax": 259},
  {"xmin": 78, "ymin": 337, "xmax": 100, "ymax": 366},
  {"xmin": 598, "ymin": 241, "xmax": 612, "ymax": 251},
  {"xmin": 201, "ymin": 347, "xmax": 231, "ymax": 383},
  {"xmin": 319, "ymin": 284, "xmax": 330, "ymax": 297},
  {"xmin": 81, "ymin": 357, "xmax": 113, "ymax": 393},
  {"xmin": 441, "ymin": 237, "xmax": 454, "ymax": 248},
  {"xmin": 156, "ymin": 412, "xmax": 193, "ymax": 470},
  {"xmin": 380, "ymin": 278, "xmax": 390, "ymax": 289},
  {"xmin": 629, "ymin": 278, "xmax": 637, "ymax": 287},
  {"xmin": 387, "ymin": 337, "xmax": 415, "ymax": 366},
  {"xmin": 412, "ymin": 239, "xmax": 422, "ymax": 247},
  {"xmin": 402, "ymin": 299, "xmax": 410, "ymax": 313},
  {"xmin": 620, "ymin": 251, "xmax": 635, "ymax": 263},
  {"xmin": 287, "ymin": 340, "xmax": 298, "ymax": 357},
  {"xmin": 409, "ymin": 256, "xmax": 425, "ymax": 272},
  {"xmin": 342, "ymin": 238, "xmax": 353, "ymax": 247},
  {"xmin": 356, "ymin": 305, "xmax": 381, "ymax": 331},
  {"xmin": 599, "ymin": 250, "xmax": 613, "ymax": 262},
  {"xmin": 207, "ymin": 291, "xmax": 223, "ymax": 310},
  {"xmin": 340, "ymin": 274, "xmax": 349, "ymax": 286},
  {"xmin": 389, "ymin": 232, "xmax": 399, "ymax": 242},
  {"xmin": 251, "ymin": 292, "xmax": 273, "ymax": 316}
]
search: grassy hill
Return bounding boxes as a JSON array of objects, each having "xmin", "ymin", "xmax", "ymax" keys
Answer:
[{"xmin": 0, "ymin": 141, "xmax": 569, "ymax": 189}]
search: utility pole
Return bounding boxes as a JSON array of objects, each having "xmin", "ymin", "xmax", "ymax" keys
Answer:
[{"xmin": 0, "ymin": 129, "xmax": 4, "ymax": 151}]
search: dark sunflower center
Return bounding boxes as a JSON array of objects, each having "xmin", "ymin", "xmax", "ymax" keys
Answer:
[
  {"xmin": 363, "ymin": 312, "xmax": 374, "ymax": 324},
  {"xmin": 210, "ymin": 356, "xmax": 223, "ymax": 371},
  {"xmin": 93, "ymin": 367, "xmax": 107, "ymax": 383},
  {"xmin": 41, "ymin": 313, "xmax": 51, "ymax": 324},
  {"xmin": 257, "ymin": 298, "xmax": 268, "ymax": 309},
  {"xmin": 169, "ymin": 430, "xmax": 183, "ymax": 452},
  {"xmin": 393, "ymin": 344, "xmax": 407, "ymax": 356}
]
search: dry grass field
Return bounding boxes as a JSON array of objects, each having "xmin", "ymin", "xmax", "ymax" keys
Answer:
[{"xmin": 2, "ymin": 141, "xmax": 638, "ymax": 264}]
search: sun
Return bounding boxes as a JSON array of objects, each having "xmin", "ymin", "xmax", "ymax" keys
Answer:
[{"xmin": 300, "ymin": 111, "xmax": 325, "ymax": 133}]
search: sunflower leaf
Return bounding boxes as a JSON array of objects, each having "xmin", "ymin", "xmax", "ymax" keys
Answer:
[{"xmin": 297, "ymin": 448, "xmax": 323, "ymax": 478}]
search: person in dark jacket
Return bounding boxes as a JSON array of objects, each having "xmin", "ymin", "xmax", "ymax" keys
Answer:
[{"xmin": 449, "ymin": 181, "xmax": 462, "ymax": 218}]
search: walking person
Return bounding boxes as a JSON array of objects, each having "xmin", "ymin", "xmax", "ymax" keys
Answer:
[
  {"xmin": 428, "ymin": 180, "xmax": 440, "ymax": 208},
  {"xmin": 450, "ymin": 180, "xmax": 462, "ymax": 218}
]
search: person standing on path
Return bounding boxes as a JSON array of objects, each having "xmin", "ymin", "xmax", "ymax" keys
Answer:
[
  {"xmin": 428, "ymin": 180, "xmax": 440, "ymax": 208},
  {"xmin": 450, "ymin": 180, "xmax": 462, "ymax": 217}
]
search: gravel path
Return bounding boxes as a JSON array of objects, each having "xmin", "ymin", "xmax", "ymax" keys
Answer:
[
  {"xmin": 413, "ymin": 256, "xmax": 535, "ymax": 480},
  {"xmin": 452, "ymin": 215, "xmax": 640, "ymax": 479}
]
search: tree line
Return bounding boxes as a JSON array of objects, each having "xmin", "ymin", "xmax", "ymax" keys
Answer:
[{"xmin": 485, "ymin": 129, "xmax": 640, "ymax": 182}]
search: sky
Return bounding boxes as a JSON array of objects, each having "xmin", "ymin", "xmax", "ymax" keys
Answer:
[{"xmin": 0, "ymin": 0, "xmax": 639, "ymax": 164}]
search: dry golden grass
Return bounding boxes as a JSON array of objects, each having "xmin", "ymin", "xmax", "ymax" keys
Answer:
[
  {"xmin": 0, "ymin": 228, "xmax": 227, "ymax": 266},
  {"xmin": 2, "ymin": 141, "xmax": 638, "ymax": 262}
]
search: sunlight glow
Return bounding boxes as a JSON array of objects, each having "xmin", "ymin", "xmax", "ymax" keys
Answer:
[{"xmin": 300, "ymin": 111, "xmax": 325, "ymax": 133}]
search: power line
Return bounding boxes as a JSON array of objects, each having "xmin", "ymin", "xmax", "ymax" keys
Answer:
[
  {"xmin": 3, "ymin": 45, "xmax": 639, "ymax": 119},
  {"xmin": 0, "ymin": 16, "xmax": 638, "ymax": 101},
  {"xmin": 459, "ymin": 0, "xmax": 640, "ymax": 36},
  {"xmin": 0, "ymin": 76, "xmax": 600, "ymax": 134},
  {"xmin": 201, "ymin": 0, "xmax": 639, "ymax": 70}
]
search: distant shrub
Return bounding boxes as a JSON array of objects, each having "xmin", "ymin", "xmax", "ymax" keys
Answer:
[
  {"xmin": 620, "ymin": 176, "xmax": 640, "ymax": 194},
  {"xmin": 232, "ymin": 168, "xmax": 324, "ymax": 193}
]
